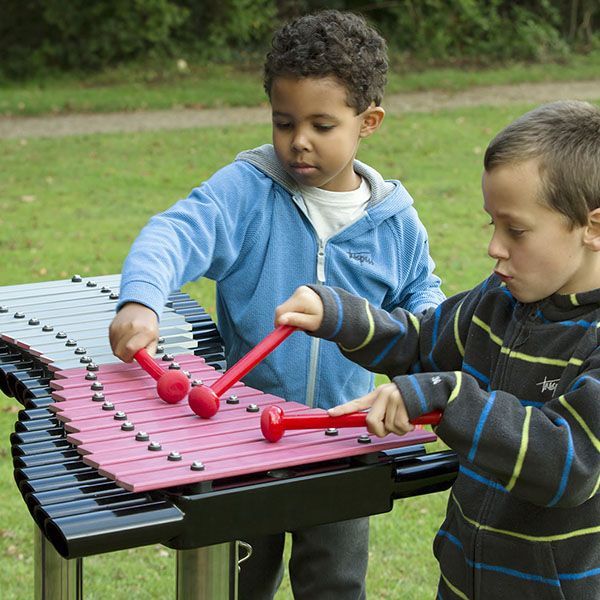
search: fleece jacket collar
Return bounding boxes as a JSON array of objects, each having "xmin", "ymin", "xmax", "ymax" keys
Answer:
[{"xmin": 236, "ymin": 144, "xmax": 412, "ymax": 232}]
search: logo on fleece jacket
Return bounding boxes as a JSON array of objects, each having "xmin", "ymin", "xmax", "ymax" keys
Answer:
[
  {"xmin": 348, "ymin": 251, "xmax": 374, "ymax": 266},
  {"xmin": 536, "ymin": 376, "xmax": 559, "ymax": 395}
]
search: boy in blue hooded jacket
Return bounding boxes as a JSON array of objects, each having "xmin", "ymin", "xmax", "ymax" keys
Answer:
[{"xmin": 109, "ymin": 10, "xmax": 444, "ymax": 600}]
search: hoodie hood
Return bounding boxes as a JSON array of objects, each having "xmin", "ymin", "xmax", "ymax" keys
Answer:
[{"xmin": 235, "ymin": 144, "xmax": 412, "ymax": 228}]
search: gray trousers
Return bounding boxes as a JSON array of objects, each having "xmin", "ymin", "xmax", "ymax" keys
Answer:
[{"xmin": 238, "ymin": 517, "xmax": 369, "ymax": 600}]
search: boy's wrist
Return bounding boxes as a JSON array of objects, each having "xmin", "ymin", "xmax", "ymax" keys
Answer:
[
  {"xmin": 117, "ymin": 280, "xmax": 166, "ymax": 321},
  {"xmin": 392, "ymin": 372, "xmax": 454, "ymax": 419},
  {"xmin": 305, "ymin": 284, "xmax": 343, "ymax": 340}
]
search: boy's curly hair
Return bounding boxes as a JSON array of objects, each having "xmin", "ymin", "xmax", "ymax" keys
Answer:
[{"xmin": 263, "ymin": 10, "xmax": 388, "ymax": 114}]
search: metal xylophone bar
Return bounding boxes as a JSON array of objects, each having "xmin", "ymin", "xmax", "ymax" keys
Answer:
[
  {"xmin": 0, "ymin": 277, "xmax": 220, "ymax": 372},
  {"xmin": 3, "ymin": 275, "xmax": 458, "ymax": 600},
  {"xmin": 0, "ymin": 318, "xmax": 223, "ymax": 409}
]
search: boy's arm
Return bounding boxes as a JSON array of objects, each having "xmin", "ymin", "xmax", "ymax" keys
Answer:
[
  {"xmin": 394, "ymin": 355, "xmax": 600, "ymax": 508},
  {"xmin": 275, "ymin": 284, "xmax": 421, "ymax": 376},
  {"xmin": 119, "ymin": 164, "xmax": 256, "ymax": 317},
  {"xmin": 113, "ymin": 162, "xmax": 262, "ymax": 359},
  {"xmin": 304, "ymin": 280, "xmax": 480, "ymax": 379}
]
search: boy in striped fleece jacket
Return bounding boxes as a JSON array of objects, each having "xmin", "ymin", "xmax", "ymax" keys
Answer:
[{"xmin": 275, "ymin": 100, "xmax": 600, "ymax": 599}]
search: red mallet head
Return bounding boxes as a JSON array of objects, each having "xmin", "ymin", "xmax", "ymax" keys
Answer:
[
  {"xmin": 156, "ymin": 370, "xmax": 190, "ymax": 404},
  {"xmin": 188, "ymin": 384, "xmax": 220, "ymax": 418},
  {"xmin": 260, "ymin": 405, "xmax": 285, "ymax": 442},
  {"xmin": 187, "ymin": 325, "xmax": 297, "ymax": 419},
  {"xmin": 133, "ymin": 348, "xmax": 190, "ymax": 403}
]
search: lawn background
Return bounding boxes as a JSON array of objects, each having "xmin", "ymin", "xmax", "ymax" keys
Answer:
[{"xmin": 1, "ymin": 65, "xmax": 599, "ymax": 598}]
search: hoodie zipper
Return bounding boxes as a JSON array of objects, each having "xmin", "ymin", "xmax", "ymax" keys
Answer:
[
  {"xmin": 292, "ymin": 193, "xmax": 368, "ymax": 408},
  {"xmin": 305, "ymin": 239, "xmax": 327, "ymax": 407}
]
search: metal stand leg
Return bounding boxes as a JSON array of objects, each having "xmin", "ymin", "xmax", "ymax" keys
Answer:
[
  {"xmin": 176, "ymin": 542, "xmax": 238, "ymax": 600},
  {"xmin": 34, "ymin": 524, "xmax": 83, "ymax": 600}
]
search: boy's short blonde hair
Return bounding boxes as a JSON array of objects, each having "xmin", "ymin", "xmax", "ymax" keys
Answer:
[{"xmin": 484, "ymin": 101, "xmax": 600, "ymax": 226}]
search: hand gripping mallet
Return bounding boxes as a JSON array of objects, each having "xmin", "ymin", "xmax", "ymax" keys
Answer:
[
  {"xmin": 188, "ymin": 325, "xmax": 297, "ymax": 418},
  {"xmin": 261, "ymin": 405, "xmax": 443, "ymax": 442},
  {"xmin": 133, "ymin": 348, "xmax": 191, "ymax": 403}
]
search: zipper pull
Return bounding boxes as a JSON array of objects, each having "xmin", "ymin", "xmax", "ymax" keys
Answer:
[{"xmin": 316, "ymin": 242, "xmax": 326, "ymax": 283}]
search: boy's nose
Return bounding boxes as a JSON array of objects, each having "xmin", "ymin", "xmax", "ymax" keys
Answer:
[
  {"xmin": 291, "ymin": 131, "xmax": 311, "ymax": 152},
  {"xmin": 487, "ymin": 233, "xmax": 508, "ymax": 260}
]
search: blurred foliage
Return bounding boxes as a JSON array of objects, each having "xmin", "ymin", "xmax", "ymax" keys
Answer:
[
  {"xmin": 1, "ymin": 0, "xmax": 189, "ymax": 77},
  {"xmin": 174, "ymin": 0, "xmax": 278, "ymax": 61},
  {"xmin": 0, "ymin": 0, "xmax": 598, "ymax": 79}
]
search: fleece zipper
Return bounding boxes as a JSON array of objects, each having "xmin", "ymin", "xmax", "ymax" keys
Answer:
[{"xmin": 291, "ymin": 192, "xmax": 368, "ymax": 408}]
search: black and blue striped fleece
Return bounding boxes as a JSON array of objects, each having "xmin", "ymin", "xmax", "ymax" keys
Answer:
[{"xmin": 310, "ymin": 274, "xmax": 600, "ymax": 600}]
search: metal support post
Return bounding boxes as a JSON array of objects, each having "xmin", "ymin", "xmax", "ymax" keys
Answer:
[{"xmin": 34, "ymin": 524, "xmax": 83, "ymax": 600}]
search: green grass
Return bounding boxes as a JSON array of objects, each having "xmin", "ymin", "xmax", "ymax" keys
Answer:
[
  {"xmin": 1, "ymin": 50, "xmax": 599, "ymax": 116},
  {"xmin": 1, "ymin": 101, "xmax": 598, "ymax": 598}
]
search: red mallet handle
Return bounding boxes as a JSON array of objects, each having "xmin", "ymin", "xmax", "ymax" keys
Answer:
[
  {"xmin": 260, "ymin": 405, "xmax": 442, "ymax": 442},
  {"xmin": 188, "ymin": 325, "xmax": 297, "ymax": 418},
  {"xmin": 133, "ymin": 348, "xmax": 190, "ymax": 403},
  {"xmin": 213, "ymin": 325, "xmax": 296, "ymax": 397}
]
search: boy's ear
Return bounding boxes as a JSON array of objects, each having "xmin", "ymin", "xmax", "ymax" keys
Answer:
[
  {"xmin": 359, "ymin": 105, "xmax": 385, "ymax": 138},
  {"xmin": 583, "ymin": 208, "xmax": 600, "ymax": 251}
]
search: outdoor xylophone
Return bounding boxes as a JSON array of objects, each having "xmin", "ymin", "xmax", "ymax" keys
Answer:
[{"xmin": 2, "ymin": 274, "xmax": 458, "ymax": 600}]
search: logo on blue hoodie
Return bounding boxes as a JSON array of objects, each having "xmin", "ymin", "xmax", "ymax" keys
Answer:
[{"xmin": 348, "ymin": 251, "xmax": 374, "ymax": 266}]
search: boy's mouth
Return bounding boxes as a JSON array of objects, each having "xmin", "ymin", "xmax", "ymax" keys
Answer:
[
  {"xmin": 494, "ymin": 270, "xmax": 513, "ymax": 282},
  {"xmin": 290, "ymin": 163, "xmax": 318, "ymax": 175}
]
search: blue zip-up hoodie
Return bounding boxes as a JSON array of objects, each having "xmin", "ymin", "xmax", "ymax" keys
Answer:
[{"xmin": 118, "ymin": 144, "xmax": 444, "ymax": 409}]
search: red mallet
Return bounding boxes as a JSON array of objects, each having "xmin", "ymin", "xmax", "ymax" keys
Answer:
[
  {"xmin": 133, "ymin": 348, "xmax": 190, "ymax": 403},
  {"xmin": 260, "ymin": 405, "xmax": 443, "ymax": 442},
  {"xmin": 188, "ymin": 325, "xmax": 296, "ymax": 418}
]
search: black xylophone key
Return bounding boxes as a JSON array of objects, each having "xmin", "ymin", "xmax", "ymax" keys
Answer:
[
  {"xmin": 19, "ymin": 470, "xmax": 111, "ymax": 497},
  {"xmin": 14, "ymin": 449, "xmax": 80, "ymax": 469},
  {"xmin": 36, "ymin": 490, "xmax": 149, "ymax": 522},
  {"xmin": 14, "ymin": 417, "xmax": 58, "ymax": 434},
  {"xmin": 18, "ymin": 407, "xmax": 55, "ymax": 421},
  {"xmin": 7, "ymin": 365, "xmax": 50, "ymax": 391},
  {"xmin": 30, "ymin": 480, "xmax": 132, "ymax": 508},
  {"xmin": 20, "ymin": 387, "xmax": 54, "ymax": 403},
  {"xmin": 20, "ymin": 395, "xmax": 56, "ymax": 410},
  {"xmin": 43, "ymin": 500, "xmax": 185, "ymax": 559},
  {"xmin": 11, "ymin": 374, "xmax": 52, "ymax": 401},
  {"xmin": 11, "ymin": 438, "xmax": 72, "ymax": 457},
  {"xmin": 11, "ymin": 427, "xmax": 65, "ymax": 446},
  {"xmin": 15, "ymin": 460, "xmax": 95, "ymax": 488}
]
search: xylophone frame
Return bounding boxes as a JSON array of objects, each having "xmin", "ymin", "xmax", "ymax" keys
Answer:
[{"xmin": 2, "ymin": 275, "xmax": 458, "ymax": 599}]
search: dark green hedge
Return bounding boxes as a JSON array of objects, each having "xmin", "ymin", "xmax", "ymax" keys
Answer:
[{"xmin": 1, "ymin": 0, "xmax": 597, "ymax": 78}]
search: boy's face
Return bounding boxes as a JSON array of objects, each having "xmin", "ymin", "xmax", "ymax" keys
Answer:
[
  {"xmin": 483, "ymin": 159, "xmax": 599, "ymax": 303},
  {"xmin": 270, "ymin": 76, "xmax": 381, "ymax": 191}
]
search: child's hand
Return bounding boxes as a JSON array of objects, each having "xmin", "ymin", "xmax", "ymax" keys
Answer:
[
  {"xmin": 275, "ymin": 286, "xmax": 324, "ymax": 332},
  {"xmin": 328, "ymin": 383, "xmax": 414, "ymax": 438},
  {"xmin": 109, "ymin": 302, "xmax": 159, "ymax": 362}
]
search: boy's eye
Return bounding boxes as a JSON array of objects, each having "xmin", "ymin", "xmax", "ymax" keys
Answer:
[
  {"xmin": 488, "ymin": 219, "xmax": 525, "ymax": 237},
  {"xmin": 314, "ymin": 124, "xmax": 334, "ymax": 131},
  {"xmin": 274, "ymin": 121, "xmax": 292, "ymax": 129}
]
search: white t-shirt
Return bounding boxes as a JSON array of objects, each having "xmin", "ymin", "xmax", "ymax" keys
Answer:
[{"xmin": 299, "ymin": 177, "xmax": 371, "ymax": 241}]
